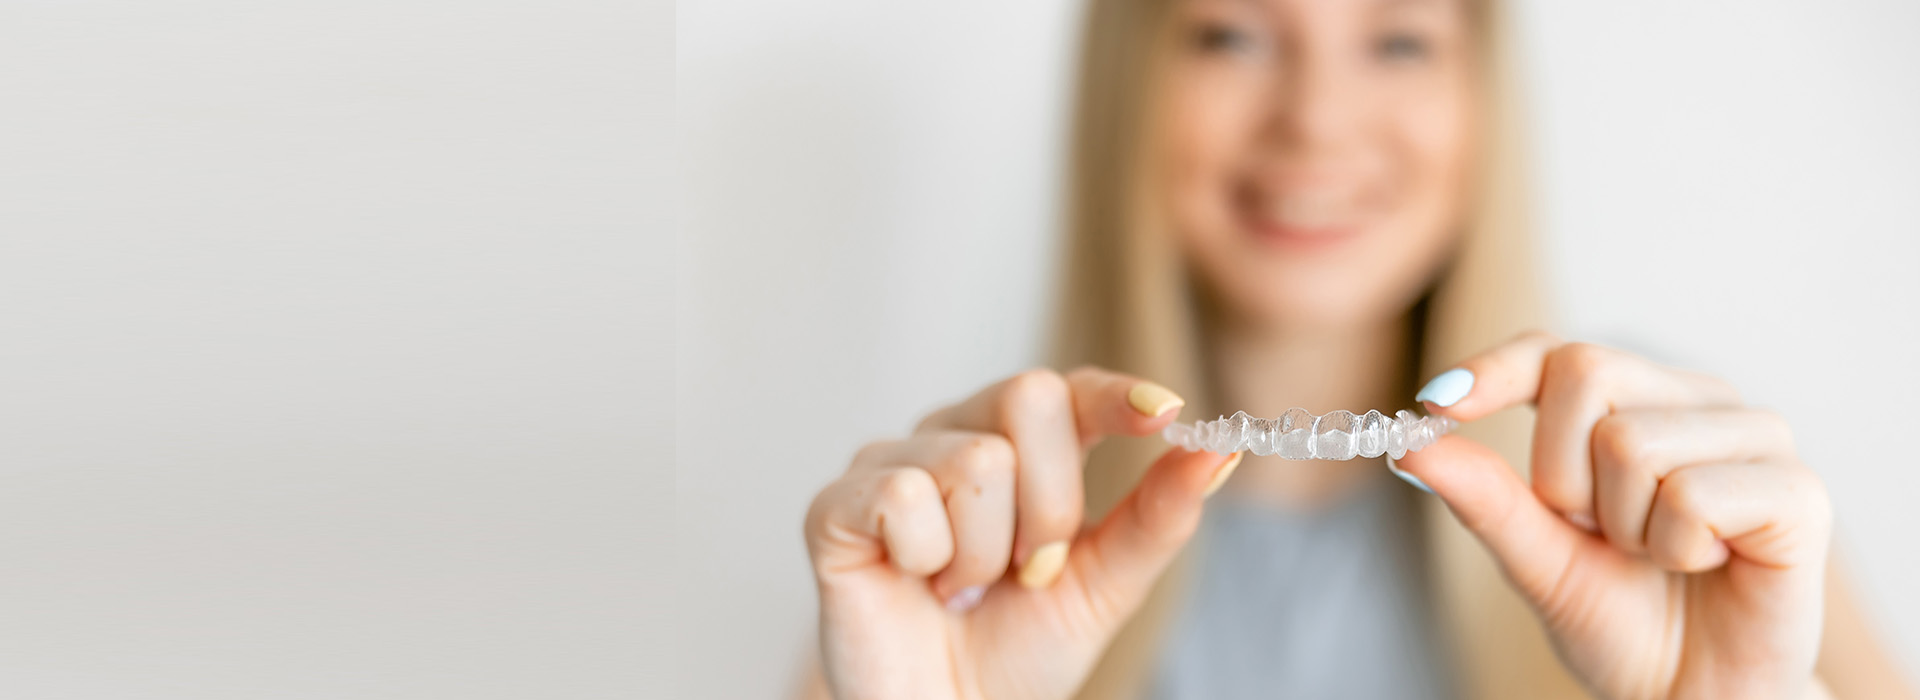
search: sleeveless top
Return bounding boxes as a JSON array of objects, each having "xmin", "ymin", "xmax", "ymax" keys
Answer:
[{"xmin": 1150, "ymin": 472, "xmax": 1457, "ymax": 699}]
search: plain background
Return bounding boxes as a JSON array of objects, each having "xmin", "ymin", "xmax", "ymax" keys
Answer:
[
  {"xmin": 1, "ymin": 0, "xmax": 669, "ymax": 698},
  {"xmin": 681, "ymin": 0, "xmax": 1920, "ymax": 698}
]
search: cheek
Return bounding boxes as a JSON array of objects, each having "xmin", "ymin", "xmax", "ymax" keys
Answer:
[
  {"xmin": 1387, "ymin": 89, "xmax": 1475, "ymax": 270},
  {"xmin": 1405, "ymin": 92, "xmax": 1475, "ymax": 212},
  {"xmin": 1342, "ymin": 96, "xmax": 1474, "ymax": 314},
  {"xmin": 1161, "ymin": 79, "xmax": 1265, "ymax": 239}
]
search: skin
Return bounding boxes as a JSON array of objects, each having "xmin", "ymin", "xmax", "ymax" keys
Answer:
[
  {"xmin": 1165, "ymin": 0, "xmax": 1474, "ymax": 505},
  {"xmin": 1397, "ymin": 333, "xmax": 1832, "ymax": 699},
  {"xmin": 803, "ymin": 0, "xmax": 1890, "ymax": 698},
  {"xmin": 805, "ymin": 368, "xmax": 1235, "ymax": 700}
]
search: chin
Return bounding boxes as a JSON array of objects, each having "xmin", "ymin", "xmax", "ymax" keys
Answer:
[{"xmin": 1237, "ymin": 290, "xmax": 1392, "ymax": 331}]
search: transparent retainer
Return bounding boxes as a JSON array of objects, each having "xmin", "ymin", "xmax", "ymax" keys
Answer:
[{"xmin": 1162, "ymin": 409, "xmax": 1457, "ymax": 460}]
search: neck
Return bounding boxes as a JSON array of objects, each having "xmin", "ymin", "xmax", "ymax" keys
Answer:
[{"xmin": 1206, "ymin": 313, "xmax": 1414, "ymax": 508}]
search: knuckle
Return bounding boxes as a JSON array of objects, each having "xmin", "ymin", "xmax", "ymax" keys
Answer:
[
  {"xmin": 951, "ymin": 435, "xmax": 1015, "ymax": 484},
  {"xmin": 879, "ymin": 468, "xmax": 937, "ymax": 508},
  {"xmin": 1657, "ymin": 471, "xmax": 1711, "ymax": 521},
  {"xmin": 998, "ymin": 368, "xmax": 1071, "ymax": 422},
  {"xmin": 1591, "ymin": 416, "xmax": 1653, "ymax": 474},
  {"xmin": 1549, "ymin": 342, "xmax": 1616, "ymax": 382}
]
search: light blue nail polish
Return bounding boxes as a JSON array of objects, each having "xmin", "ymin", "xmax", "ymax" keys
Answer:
[
  {"xmin": 1416, "ymin": 368, "xmax": 1474, "ymax": 407},
  {"xmin": 1386, "ymin": 456, "xmax": 1434, "ymax": 495}
]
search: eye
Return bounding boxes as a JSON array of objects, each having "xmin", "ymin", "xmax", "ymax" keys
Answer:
[
  {"xmin": 1373, "ymin": 31, "xmax": 1430, "ymax": 62},
  {"xmin": 1191, "ymin": 21, "xmax": 1265, "ymax": 56}
]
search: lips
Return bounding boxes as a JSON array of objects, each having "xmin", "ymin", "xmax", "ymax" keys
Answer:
[
  {"xmin": 1265, "ymin": 194, "xmax": 1353, "ymax": 230},
  {"xmin": 1238, "ymin": 188, "xmax": 1366, "ymax": 247}
]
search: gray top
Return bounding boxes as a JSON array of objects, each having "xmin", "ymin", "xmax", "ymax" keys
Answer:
[{"xmin": 1151, "ymin": 472, "xmax": 1456, "ymax": 700}]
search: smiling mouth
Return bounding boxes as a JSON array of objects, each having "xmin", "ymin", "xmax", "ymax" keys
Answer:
[{"xmin": 1237, "ymin": 188, "xmax": 1367, "ymax": 248}]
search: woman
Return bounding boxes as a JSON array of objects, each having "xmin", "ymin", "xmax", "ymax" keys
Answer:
[{"xmin": 801, "ymin": 0, "xmax": 1913, "ymax": 697}]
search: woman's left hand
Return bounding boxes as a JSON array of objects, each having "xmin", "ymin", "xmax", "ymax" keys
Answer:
[{"xmin": 1394, "ymin": 332, "xmax": 1832, "ymax": 700}]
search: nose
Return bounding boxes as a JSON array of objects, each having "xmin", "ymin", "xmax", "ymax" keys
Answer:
[{"xmin": 1264, "ymin": 50, "xmax": 1364, "ymax": 156}]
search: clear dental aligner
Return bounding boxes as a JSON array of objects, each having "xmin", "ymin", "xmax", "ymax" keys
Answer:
[{"xmin": 1162, "ymin": 409, "xmax": 1457, "ymax": 460}]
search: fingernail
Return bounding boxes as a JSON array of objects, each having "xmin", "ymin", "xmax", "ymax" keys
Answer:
[
  {"xmin": 1416, "ymin": 368, "xmax": 1474, "ymax": 407},
  {"xmin": 1017, "ymin": 541, "xmax": 1070, "ymax": 589},
  {"xmin": 1386, "ymin": 456, "xmax": 1434, "ymax": 494},
  {"xmin": 1127, "ymin": 381, "xmax": 1185, "ymax": 417},
  {"xmin": 1202, "ymin": 452, "xmax": 1245, "ymax": 498},
  {"xmin": 1567, "ymin": 512, "xmax": 1598, "ymax": 532},
  {"xmin": 944, "ymin": 585, "xmax": 986, "ymax": 613}
]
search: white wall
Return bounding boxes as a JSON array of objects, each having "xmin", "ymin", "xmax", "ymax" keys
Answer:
[
  {"xmin": 0, "ymin": 1, "xmax": 668, "ymax": 697},
  {"xmin": 680, "ymin": 1, "xmax": 1920, "ymax": 697}
]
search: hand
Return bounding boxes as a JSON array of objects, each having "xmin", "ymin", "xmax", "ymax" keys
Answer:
[
  {"xmin": 804, "ymin": 367, "xmax": 1241, "ymax": 700},
  {"xmin": 1395, "ymin": 332, "xmax": 1832, "ymax": 700}
]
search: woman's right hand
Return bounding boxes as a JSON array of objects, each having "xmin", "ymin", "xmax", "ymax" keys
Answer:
[{"xmin": 804, "ymin": 367, "xmax": 1241, "ymax": 700}]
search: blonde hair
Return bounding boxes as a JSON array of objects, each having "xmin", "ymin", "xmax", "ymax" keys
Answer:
[{"xmin": 1052, "ymin": 0, "xmax": 1586, "ymax": 697}]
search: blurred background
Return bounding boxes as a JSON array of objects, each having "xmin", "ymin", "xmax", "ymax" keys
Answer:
[
  {"xmin": 680, "ymin": 0, "xmax": 1920, "ymax": 698},
  {"xmin": 2, "ymin": 1, "xmax": 667, "ymax": 697}
]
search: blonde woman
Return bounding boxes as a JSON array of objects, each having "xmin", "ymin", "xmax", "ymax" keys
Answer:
[{"xmin": 801, "ymin": 0, "xmax": 1913, "ymax": 698}]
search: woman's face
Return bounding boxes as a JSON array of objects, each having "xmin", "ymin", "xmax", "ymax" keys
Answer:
[{"xmin": 1159, "ymin": 0, "xmax": 1478, "ymax": 330}]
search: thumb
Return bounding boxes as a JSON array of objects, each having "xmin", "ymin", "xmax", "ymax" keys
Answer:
[
  {"xmin": 1057, "ymin": 448, "xmax": 1239, "ymax": 623},
  {"xmin": 1392, "ymin": 435, "xmax": 1587, "ymax": 605}
]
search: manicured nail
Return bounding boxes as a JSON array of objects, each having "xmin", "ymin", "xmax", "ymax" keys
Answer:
[
  {"xmin": 1017, "ymin": 541, "xmax": 1069, "ymax": 589},
  {"xmin": 1127, "ymin": 381, "xmax": 1185, "ymax": 417},
  {"xmin": 1416, "ymin": 368, "xmax": 1474, "ymax": 407},
  {"xmin": 1202, "ymin": 452, "xmax": 1245, "ymax": 498},
  {"xmin": 944, "ymin": 585, "xmax": 986, "ymax": 613},
  {"xmin": 1386, "ymin": 456, "xmax": 1434, "ymax": 494}
]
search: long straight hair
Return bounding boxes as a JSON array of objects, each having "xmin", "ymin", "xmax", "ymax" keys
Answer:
[{"xmin": 1051, "ymin": 1, "xmax": 1588, "ymax": 696}]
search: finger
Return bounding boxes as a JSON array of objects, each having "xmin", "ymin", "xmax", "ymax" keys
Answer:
[
  {"xmin": 1416, "ymin": 330, "xmax": 1561, "ymax": 420},
  {"xmin": 1533, "ymin": 344, "xmax": 1742, "ymax": 529},
  {"xmin": 1389, "ymin": 435, "xmax": 1587, "ymax": 606},
  {"xmin": 1063, "ymin": 448, "xmax": 1241, "ymax": 623},
  {"xmin": 1422, "ymin": 331, "xmax": 1738, "ymax": 418},
  {"xmin": 1421, "ymin": 333, "xmax": 1741, "ymax": 527},
  {"xmin": 917, "ymin": 368, "xmax": 1186, "ymax": 587},
  {"xmin": 804, "ymin": 465, "xmax": 956, "ymax": 580},
  {"xmin": 919, "ymin": 366, "xmax": 1185, "ymax": 447},
  {"xmin": 1591, "ymin": 408, "xmax": 1797, "ymax": 554},
  {"xmin": 1645, "ymin": 460, "xmax": 1831, "ymax": 574},
  {"xmin": 856, "ymin": 431, "xmax": 1020, "ymax": 601}
]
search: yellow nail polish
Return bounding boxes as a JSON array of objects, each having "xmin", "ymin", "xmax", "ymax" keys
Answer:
[
  {"xmin": 1017, "ymin": 541, "xmax": 1070, "ymax": 589},
  {"xmin": 1202, "ymin": 452, "xmax": 1245, "ymax": 498},
  {"xmin": 1126, "ymin": 382, "xmax": 1185, "ymax": 417}
]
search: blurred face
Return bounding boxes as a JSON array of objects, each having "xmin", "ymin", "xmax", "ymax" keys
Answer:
[{"xmin": 1158, "ymin": 0, "xmax": 1478, "ymax": 330}]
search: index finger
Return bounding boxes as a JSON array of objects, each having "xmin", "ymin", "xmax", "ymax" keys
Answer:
[
  {"xmin": 915, "ymin": 367, "xmax": 1186, "ymax": 587},
  {"xmin": 1417, "ymin": 331, "xmax": 1741, "ymax": 526},
  {"xmin": 918, "ymin": 366, "xmax": 1186, "ymax": 447},
  {"xmin": 1420, "ymin": 331, "xmax": 1739, "ymax": 421}
]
